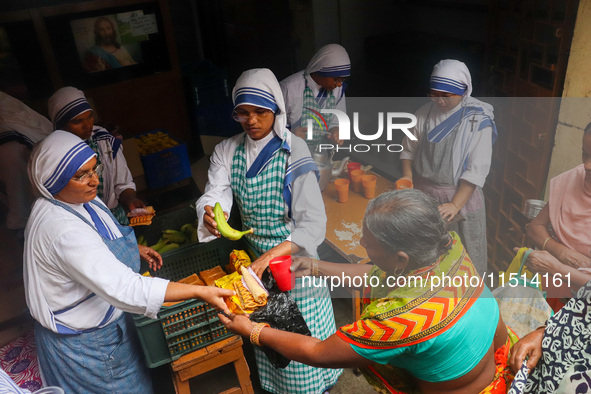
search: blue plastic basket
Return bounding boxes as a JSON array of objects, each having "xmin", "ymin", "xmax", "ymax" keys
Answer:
[{"xmin": 137, "ymin": 130, "xmax": 192, "ymax": 189}]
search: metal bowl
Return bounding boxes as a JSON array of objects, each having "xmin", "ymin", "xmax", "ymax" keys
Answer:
[{"xmin": 522, "ymin": 199, "xmax": 546, "ymax": 220}]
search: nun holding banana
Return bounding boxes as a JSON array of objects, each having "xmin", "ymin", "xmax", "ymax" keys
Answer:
[{"xmin": 195, "ymin": 68, "xmax": 342, "ymax": 394}]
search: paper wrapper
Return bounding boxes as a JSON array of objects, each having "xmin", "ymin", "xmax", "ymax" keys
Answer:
[{"xmin": 128, "ymin": 206, "xmax": 156, "ymax": 226}]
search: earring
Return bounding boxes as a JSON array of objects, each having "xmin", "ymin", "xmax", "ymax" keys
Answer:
[{"xmin": 392, "ymin": 265, "xmax": 405, "ymax": 276}]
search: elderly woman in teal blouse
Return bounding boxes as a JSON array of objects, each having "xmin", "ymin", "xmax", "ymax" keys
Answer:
[{"xmin": 221, "ymin": 190, "xmax": 514, "ymax": 394}]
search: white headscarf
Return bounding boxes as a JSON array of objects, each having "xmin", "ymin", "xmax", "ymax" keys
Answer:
[
  {"xmin": 0, "ymin": 92, "xmax": 52, "ymax": 143},
  {"xmin": 306, "ymin": 44, "xmax": 351, "ymax": 77},
  {"xmin": 25, "ymin": 130, "xmax": 97, "ymax": 333},
  {"xmin": 28, "ymin": 130, "xmax": 96, "ymax": 200},
  {"xmin": 47, "ymin": 87, "xmax": 92, "ymax": 128},
  {"xmin": 232, "ymin": 68, "xmax": 288, "ymax": 140},
  {"xmin": 430, "ymin": 59, "xmax": 472, "ymax": 97}
]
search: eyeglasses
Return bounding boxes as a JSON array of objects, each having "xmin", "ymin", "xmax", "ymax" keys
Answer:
[
  {"xmin": 72, "ymin": 163, "xmax": 103, "ymax": 183},
  {"xmin": 232, "ymin": 109, "xmax": 274, "ymax": 123},
  {"xmin": 334, "ymin": 77, "xmax": 347, "ymax": 83}
]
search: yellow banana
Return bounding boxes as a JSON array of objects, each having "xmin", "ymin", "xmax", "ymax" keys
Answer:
[
  {"xmin": 190, "ymin": 228, "xmax": 198, "ymax": 243},
  {"xmin": 149, "ymin": 237, "xmax": 168, "ymax": 252},
  {"xmin": 162, "ymin": 229, "xmax": 188, "ymax": 244},
  {"xmin": 159, "ymin": 243, "xmax": 180, "ymax": 253},
  {"xmin": 213, "ymin": 202, "xmax": 253, "ymax": 240},
  {"xmin": 180, "ymin": 223, "xmax": 196, "ymax": 238}
]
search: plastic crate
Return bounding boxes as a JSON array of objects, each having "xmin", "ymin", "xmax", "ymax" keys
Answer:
[
  {"xmin": 133, "ymin": 200, "xmax": 198, "ymax": 255},
  {"xmin": 137, "ymin": 130, "xmax": 192, "ymax": 190},
  {"xmin": 133, "ymin": 237, "xmax": 255, "ymax": 368}
]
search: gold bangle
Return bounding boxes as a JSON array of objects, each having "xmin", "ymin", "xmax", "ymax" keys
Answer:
[
  {"xmin": 250, "ymin": 322, "xmax": 270, "ymax": 346},
  {"xmin": 542, "ymin": 237, "xmax": 552, "ymax": 251},
  {"xmin": 311, "ymin": 258, "xmax": 319, "ymax": 277}
]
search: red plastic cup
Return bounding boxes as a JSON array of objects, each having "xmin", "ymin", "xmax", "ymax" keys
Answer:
[
  {"xmin": 347, "ymin": 162, "xmax": 361, "ymax": 180},
  {"xmin": 269, "ymin": 255, "xmax": 294, "ymax": 292}
]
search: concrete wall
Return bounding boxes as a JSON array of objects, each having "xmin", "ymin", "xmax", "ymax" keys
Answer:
[
  {"xmin": 290, "ymin": 0, "xmax": 489, "ymax": 97},
  {"xmin": 545, "ymin": 0, "xmax": 591, "ymax": 198}
]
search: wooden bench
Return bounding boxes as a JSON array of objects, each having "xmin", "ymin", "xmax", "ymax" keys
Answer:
[{"xmin": 170, "ymin": 335, "xmax": 254, "ymax": 394}]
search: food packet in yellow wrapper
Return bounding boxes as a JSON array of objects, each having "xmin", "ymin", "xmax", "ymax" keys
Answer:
[
  {"xmin": 214, "ymin": 272, "xmax": 247, "ymax": 314},
  {"xmin": 226, "ymin": 250, "xmax": 251, "ymax": 273},
  {"xmin": 214, "ymin": 271, "xmax": 241, "ymax": 289},
  {"xmin": 229, "ymin": 267, "xmax": 268, "ymax": 314}
]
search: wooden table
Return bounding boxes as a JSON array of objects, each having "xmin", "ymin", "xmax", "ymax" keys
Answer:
[
  {"xmin": 322, "ymin": 172, "xmax": 396, "ymax": 319},
  {"xmin": 321, "ymin": 172, "xmax": 396, "ymax": 262}
]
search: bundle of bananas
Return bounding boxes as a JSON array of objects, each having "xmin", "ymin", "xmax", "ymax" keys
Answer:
[
  {"xmin": 180, "ymin": 222, "xmax": 199, "ymax": 243},
  {"xmin": 136, "ymin": 131, "xmax": 179, "ymax": 156},
  {"xmin": 139, "ymin": 220, "xmax": 199, "ymax": 253},
  {"xmin": 148, "ymin": 234, "xmax": 182, "ymax": 254}
]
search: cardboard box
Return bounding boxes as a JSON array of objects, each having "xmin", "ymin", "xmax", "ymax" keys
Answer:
[
  {"xmin": 122, "ymin": 138, "xmax": 147, "ymax": 192},
  {"xmin": 122, "ymin": 138, "xmax": 144, "ymax": 178}
]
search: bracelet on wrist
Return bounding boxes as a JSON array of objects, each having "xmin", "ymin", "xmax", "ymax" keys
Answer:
[
  {"xmin": 250, "ymin": 322, "xmax": 270, "ymax": 346},
  {"xmin": 542, "ymin": 237, "xmax": 552, "ymax": 251},
  {"xmin": 311, "ymin": 259, "xmax": 319, "ymax": 277}
]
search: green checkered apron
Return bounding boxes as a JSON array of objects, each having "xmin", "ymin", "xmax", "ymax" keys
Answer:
[
  {"xmin": 88, "ymin": 138, "xmax": 129, "ymax": 225},
  {"xmin": 231, "ymin": 136, "xmax": 342, "ymax": 393},
  {"xmin": 301, "ymin": 74, "xmax": 336, "ymax": 146}
]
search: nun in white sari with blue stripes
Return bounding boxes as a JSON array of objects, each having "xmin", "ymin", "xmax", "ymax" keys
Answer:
[
  {"xmin": 24, "ymin": 130, "xmax": 232, "ymax": 393},
  {"xmin": 47, "ymin": 87, "xmax": 143, "ymax": 226},
  {"xmin": 196, "ymin": 68, "xmax": 342, "ymax": 393},
  {"xmin": 401, "ymin": 59, "xmax": 497, "ymax": 275},
  {"xmin": 280, "ymin": 43, "xmax": 350, "ymax": 146}
]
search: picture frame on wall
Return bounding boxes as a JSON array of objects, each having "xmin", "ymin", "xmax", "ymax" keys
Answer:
[
  {"xmin": 70, "ymin": 12, "xmax": 148, "ymax": 74},
  {"xmin": 44, "ymin": 2, "xmax": 170, "ymax": 89}
]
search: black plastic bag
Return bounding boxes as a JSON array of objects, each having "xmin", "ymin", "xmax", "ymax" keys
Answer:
[{"xmin": 249, "ymin": 270, "xmax": 311, "ymax": 369}]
